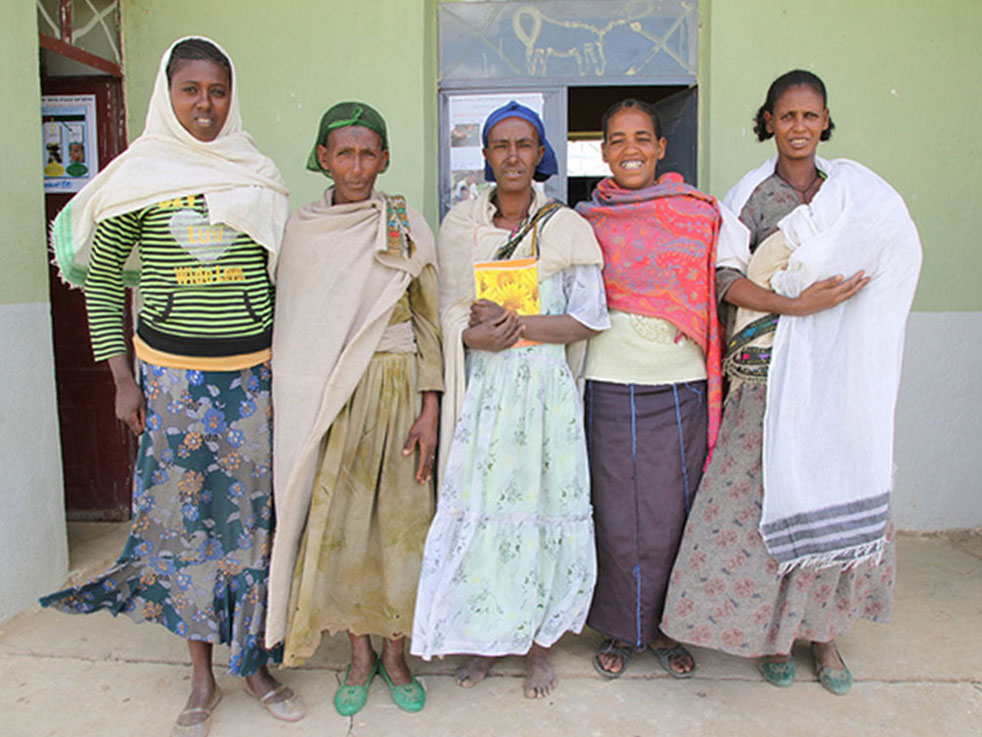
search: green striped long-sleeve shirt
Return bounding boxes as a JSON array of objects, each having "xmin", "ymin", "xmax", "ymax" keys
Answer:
[{"xmin": 84, "ymin": 194, "xmax": 274, "ymax": 361}]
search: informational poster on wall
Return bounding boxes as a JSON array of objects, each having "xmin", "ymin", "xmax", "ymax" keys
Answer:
[
  {"xmin": 42, "ymin": 94, "xmax": 99, "ymax": 193},
  {"xmin": 447, "ymin": 92, "xmax": 544, "ymax": 207}
]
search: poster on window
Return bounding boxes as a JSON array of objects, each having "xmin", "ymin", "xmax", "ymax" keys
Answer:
[
  {"xmin": 42, "ymin": 94, "xmax": 99, "ymax": 193},
  {"xmin": 446, "ymin": 92, "xmax": 544, "ymax": 207}
]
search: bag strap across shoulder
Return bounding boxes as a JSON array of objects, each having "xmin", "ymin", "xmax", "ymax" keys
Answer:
[{"xmin": 494, "ymin": 198, "xmax": 564, "ymax": 261}]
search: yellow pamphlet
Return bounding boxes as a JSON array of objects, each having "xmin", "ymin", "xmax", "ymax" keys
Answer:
[{"xmin": 473, "ymin": 256, "xmax": 540, "ymax": 347}]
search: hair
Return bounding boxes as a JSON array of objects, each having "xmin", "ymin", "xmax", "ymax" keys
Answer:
[
  {"xmin": 166, "ymin": 38, "xmax": 232, "ymax": 86},
  {"xmin": 753, "ymin": 69, "xmax": 835, "ymax": 142},
  {"xmin": 601, "ymin": 98, "xmax": 662, "ymax": 140}
]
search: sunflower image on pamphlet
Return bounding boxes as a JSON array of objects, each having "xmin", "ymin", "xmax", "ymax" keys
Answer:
[{"xmin": 473, "ymin": 256, "xmax": 540, "ymax": 347}]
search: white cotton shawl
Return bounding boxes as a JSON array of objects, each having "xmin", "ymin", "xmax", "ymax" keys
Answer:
[
  {"xmin": 720, "ymin": 157, "xmax": 921, "ymax": 572},
  {"xmin": 50, "ymin": 36, "xmax": 290, "ymax": 286},
  {"xmin": 265, "ymin": 189, "xmax": 436, "ymax": 646}
]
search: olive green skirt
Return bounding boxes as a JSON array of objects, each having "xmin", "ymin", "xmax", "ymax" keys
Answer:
[{"xmin": 283, "ymin": 352, "xmax": 435, "ymax": 665}]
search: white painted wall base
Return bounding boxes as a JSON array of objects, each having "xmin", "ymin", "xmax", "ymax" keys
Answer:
[
  {"xmin": 0, "ymin": 301, "xmax": 68, "ymax": 622},
  {"xmin": 893, "ymin": 311, "xmax": 982, "ymax": 531}
]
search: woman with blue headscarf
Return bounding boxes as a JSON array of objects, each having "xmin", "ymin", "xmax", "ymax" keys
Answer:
[{"xmin": 411, "ymin": 101, "xmax": 610, "ymax": 699}]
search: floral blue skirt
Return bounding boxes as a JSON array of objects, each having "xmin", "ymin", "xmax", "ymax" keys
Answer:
[{"xmin": 40, "ymin": 361, "xmax": 282, "ymax": 676}]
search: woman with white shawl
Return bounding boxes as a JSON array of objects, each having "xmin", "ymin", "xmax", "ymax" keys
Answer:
[
  {"xmin": 40, "ymin": 38, "xmax": 304, "ymax": 735},
  {"xmin": 660, "ymin": 70, "xmax": 921, "ymax": 695}
]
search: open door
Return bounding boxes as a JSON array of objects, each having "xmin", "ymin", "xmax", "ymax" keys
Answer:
[{"xmin": 43, "ymin": 74, "xmax": 132, "ymax": 520}]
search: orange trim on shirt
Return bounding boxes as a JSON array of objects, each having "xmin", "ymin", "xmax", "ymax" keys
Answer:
[{"xmin": 133, "ymin": 335, "xmax": 271, "ymax": 371}]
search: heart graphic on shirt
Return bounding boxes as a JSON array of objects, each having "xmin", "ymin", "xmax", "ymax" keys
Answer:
[{"xmin": 169, "ymin": 209, "xmax": 239, "ymax": 263}]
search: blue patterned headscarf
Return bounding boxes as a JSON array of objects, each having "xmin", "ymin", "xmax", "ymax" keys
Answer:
[{"xmin": 481, "ymin": 100, "xmax": 558, "ymax": 183}]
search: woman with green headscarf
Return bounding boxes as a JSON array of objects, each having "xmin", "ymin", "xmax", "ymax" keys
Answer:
[{"xmin": 267, "ymin": 101, "xmax": 442, "ymax": 716}]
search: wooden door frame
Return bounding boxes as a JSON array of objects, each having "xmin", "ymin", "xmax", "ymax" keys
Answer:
[{"xmin": 42, "ymin": 22, "xmax": 132, "ymax": 518}]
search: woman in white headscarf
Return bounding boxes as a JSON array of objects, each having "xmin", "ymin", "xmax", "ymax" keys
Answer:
[{"xmin": 41, "ymin": 37, "xmax": 304, "ymax": 736}]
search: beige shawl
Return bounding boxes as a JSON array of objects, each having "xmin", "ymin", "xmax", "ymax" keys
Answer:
[
  {"xmin": 266, "ymin": 188, "xmax": 435, "ymax": 646},
  {"xmin": 730, "ymin": 229, "xmax": 793, "ymax": 341},
  {"xmin": 437, "ymin": 187, "xmax": 603, "ymax": 474}
]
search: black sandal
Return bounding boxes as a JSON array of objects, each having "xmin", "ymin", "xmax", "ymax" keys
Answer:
[{"xmin": 593, "ymin": 638, "xmax": 633, "ymax": 679}]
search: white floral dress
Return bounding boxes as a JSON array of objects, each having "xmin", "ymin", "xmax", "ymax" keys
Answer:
[{"xmin": 411, "ymin": 267, "xmax": 608, "ymax": 659}]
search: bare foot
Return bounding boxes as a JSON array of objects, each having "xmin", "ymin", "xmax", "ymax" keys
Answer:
[
  {"xmin": 812, "ymin": 640, "xmax": 844, "ymax": 670},
  {"xmin": 454, "ymin": 656, "xmax": 496, "ymax": 688},
  {"xmin": 523, "ymin": 644, "xmax": 556, "ymax": 699},
  {"xmin": 380, "ymin": 637, "xmax": 412, "ymax": 686},
  {"xmin": 345, "ymin": 633, "xmax": 377, "ymax": 686},
  {"xmin": 181, "ymin": 674, "xmax": 218, "ymax": 710},
  {"xmin": 649, "ymin": 632, "xmax": 695, "ymax": 676}
]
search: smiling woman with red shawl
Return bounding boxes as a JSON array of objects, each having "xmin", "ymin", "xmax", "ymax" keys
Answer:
[{"xmin": 575, "ymin": 99, "xmax": 723, "ymax": 680}]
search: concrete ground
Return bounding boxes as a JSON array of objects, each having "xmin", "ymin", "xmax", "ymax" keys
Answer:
[{"xmin": 1, "ymin": 524, "xmax": 979, "ymax": 737}]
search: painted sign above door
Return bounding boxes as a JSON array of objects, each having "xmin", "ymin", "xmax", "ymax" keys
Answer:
[{"xmin": 439, "ymin": 0, "xmax": 698, "ymax": 85}]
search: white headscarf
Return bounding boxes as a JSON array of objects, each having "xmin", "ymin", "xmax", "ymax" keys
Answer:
[{"xmin": 51, "ymin": 36, "xmax": 290, "ymax": 286}]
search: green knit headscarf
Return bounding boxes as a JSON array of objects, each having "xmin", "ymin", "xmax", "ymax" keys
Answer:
[{"xmin": 306, "ymin": 101, "xmax": 389, "ymax": 178}]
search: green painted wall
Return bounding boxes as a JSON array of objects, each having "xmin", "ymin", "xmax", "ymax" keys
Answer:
[
  {"xmin": 0, "ymin": 2, "xmax": 47, "ymax": 305},
  {"xmin": 120, "ymin": 0, "xmax": 438, "ymax": 225},
  {"xmin": 119, "ymin": 0, "xmax": 979, "ymax": 311},
  {"xmin": 704, "ymin": 0, "xmax": 982, "ymax": 311}
]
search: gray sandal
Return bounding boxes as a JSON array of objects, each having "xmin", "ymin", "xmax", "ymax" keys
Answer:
[
  {"xmin": 650, "ymin": 642, "xmax": 696, "ymax": 679},
  {"xmin": 593, "ymin": 638, "xmax": 633, "ymax": 679}
]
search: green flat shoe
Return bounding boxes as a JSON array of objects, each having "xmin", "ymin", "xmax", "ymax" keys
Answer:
[
  {"xmin": 334, "ymin": 655, "xmax": 377, "ymax": 717},
  {"xmin": 378, "ymin": 661, "xmax": 426, "ymax": 712},
  {"xmin": 759, "ymin": 656, "xmax": 796, "ymax": 687},
  {"xmin": 812, "ymin": 643, "xmax": 852, "ymax": 695}
]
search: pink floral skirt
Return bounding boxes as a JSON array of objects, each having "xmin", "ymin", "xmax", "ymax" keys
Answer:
[{"xmin": 660, "ymin": 381, "xmax": 894, "ymax": 657}]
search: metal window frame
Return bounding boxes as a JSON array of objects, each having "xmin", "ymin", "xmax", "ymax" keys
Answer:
[
  {"xmin": 436, "ymin": 1, "xmax": 700, "ymax": 219},
  {"xmin": 38, "ymin": 0, "xmax": 123, "ymax": 77}
]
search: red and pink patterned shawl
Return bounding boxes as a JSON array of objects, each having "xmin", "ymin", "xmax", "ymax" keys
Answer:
[{"xmin": 576, "ymin": 172, "xmax": 723, "ymax": 458}]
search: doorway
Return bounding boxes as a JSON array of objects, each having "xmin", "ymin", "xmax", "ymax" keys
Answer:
[
  {"xmin": 436, "ymin": 0, "xmax": 700, "ymax": 216},
  {"xmin": 566, "ymin": 85, "xmax": 697, "ymax": 207},
  {"xmin": 42, "ymin": 66, "xmax": 132, "ymax": 519}
]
